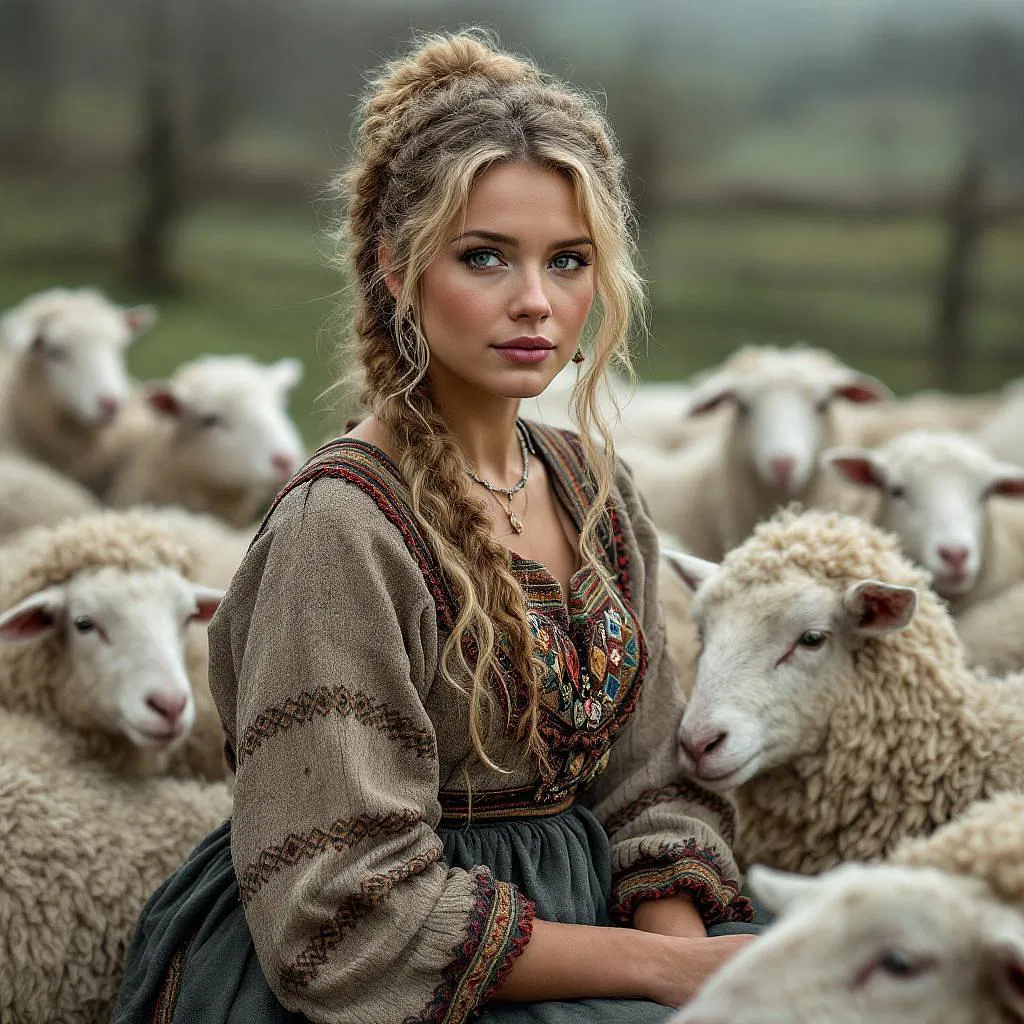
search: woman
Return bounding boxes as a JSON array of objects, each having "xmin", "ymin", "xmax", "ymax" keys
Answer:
[{"xmin": 114, "ymin": 30, "xmax": 758, "ymax": 1024}]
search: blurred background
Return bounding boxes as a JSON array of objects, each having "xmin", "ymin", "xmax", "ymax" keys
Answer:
[{"xmin": 2, "ymin": 0, "xmax": 1023, "ymax": 443}]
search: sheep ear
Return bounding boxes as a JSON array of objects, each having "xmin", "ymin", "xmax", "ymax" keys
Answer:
[
  {"xmin": 747, "ymin": 865, "xmax": 823, "ymax": 916},
  {"xmin": 662, "ymin": 549, "xmax": 719, "ymax": 593},
  {"xmin": 685, "ymin": 374, "xmax": 737, "ymax": 417},
  {"xmin": 831, "ymin": 371, "xmax": 892, "ymax": 405},
  {"xmin": 269, "ymin": 358, "xmax": 303, "ymax": 394},
  {"xmin": 123, "ymin": 304, "xmax": 157, "ymax": 337},
  {"xmin": 985, "ymin": 912, "xmax": 1024, "ymax": 1018},
  {"xmin": 0, "ymin": 586, "xmax": 67, "ymax": 642},
  {"xmin": 989, "ymin": 466, "xmax": 1024, "ymax": 500},
  {"xmin": 821, "ymin": 447, "xmax": 888, "ymax": 490},
  {"xmin": 145, "ymin": 383, "xmax": 183, "ymax": 417},
  {"xmin": 843, "ymin": 579, "xmax": 918, "ymax": 635},
  {"xmin": 189, "ymin": 585, "xmax": 224, "ymax": 623}
]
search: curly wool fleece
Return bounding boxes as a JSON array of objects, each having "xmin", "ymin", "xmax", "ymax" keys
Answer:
[{"xmin": 704, "ymin": 508, "xmax": 1024, "ymax": 874}]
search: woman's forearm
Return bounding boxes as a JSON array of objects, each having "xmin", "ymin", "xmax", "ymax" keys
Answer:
[
  {"xmin": 494, "ymin": 918, "xmax": 664, "ymax": 1002},
  {"xmin": 633, "ymin": 894, "xmax": 707, "ymax": 938}
]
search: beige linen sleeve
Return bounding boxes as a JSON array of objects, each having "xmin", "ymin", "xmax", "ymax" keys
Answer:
[
  {"xmin": 579, "ymin": 459, "xmax": 753, "ymax": 928},
  {"xmin": 209, "ymin": 477, "xmax": 533, "ymax": 1024}
]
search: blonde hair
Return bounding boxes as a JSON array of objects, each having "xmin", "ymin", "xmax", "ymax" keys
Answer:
[{"xmin": 338, "ymin": 29, "xmax": 646, "ymax": 773}]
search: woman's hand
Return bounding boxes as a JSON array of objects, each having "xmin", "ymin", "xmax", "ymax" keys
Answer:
[{"xmin": 644, "ymin": 934, "xmax": 757, "ymax": 1008}]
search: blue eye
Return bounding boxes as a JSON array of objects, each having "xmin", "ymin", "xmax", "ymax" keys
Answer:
[
  {"xmin": 551, "ymin": 252, "xmax": 588, "ymax": 271},
  {"xmin": 462, "ymin": 249, "xmax": 502, "ymax": 270}
]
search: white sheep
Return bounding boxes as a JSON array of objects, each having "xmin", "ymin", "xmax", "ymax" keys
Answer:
[
  {"xmin": 978, "ymin": 378, "xmax": 1024, "ymax": 467},
  {"xmin": 956, "ymin": 581, "xmax": 1024, "ymax": 675},
  {"xmin": 0, "ymin": 511, "xmax": 225, "ymax": 779},
  {"xmin": 0, "ymin": 288, "xmax": 156, "ymax": 491},
  {"xmin": 524, "ymin": 363, "xmax": 717, "ymax": 451},
  {"xmin": 823, "ymin": 430, "xmax": 1024, "ymax": 612},
  {"xmin": 0, "ymin": 708, "xmax": 230, "ymax": 1024},
  {"xmin": 675, "ymin": 791, "xmax": 1024, "ymax": 1024},
  {"xmin": 0, "ymin": 452, "xmax": 101, "ymax": 540},
  {"xmin": 666, "ymin": 508, "xmax": 1024, "ymax": 875},
  {"xmin": 839, "ymin": 387, "xmax": 1004, "ymax": 448},
  {"xmin": 622, "ymin": 345, "xmax": 891, "ymax": 560},
  {"xmin": 672, "ymin": 860, "xmax": 1024, "ymax": 1024},
  {"xmin": 106, "ymin": 354, "xmax": 305, "ymax": 527}
]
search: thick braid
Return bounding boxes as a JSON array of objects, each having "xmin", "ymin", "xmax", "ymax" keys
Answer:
[{"xmin": 337, "ymin": 30, "xmax": 643, "ymax": 771}]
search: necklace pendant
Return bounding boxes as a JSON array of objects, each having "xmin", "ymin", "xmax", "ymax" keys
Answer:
[{"xmin": 508, "ymin": 511, "xmax": 524, "ymax": 534}]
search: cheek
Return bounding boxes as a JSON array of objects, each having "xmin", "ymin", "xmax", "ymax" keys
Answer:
[
  {"xmin": 420, "ymin": 272, "xmax": 499, "ymax": 340},
  {"xmin": 560, "ymin": 280, "xmax": 595, "ymax": 332}
]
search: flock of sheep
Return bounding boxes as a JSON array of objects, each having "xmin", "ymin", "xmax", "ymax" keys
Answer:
[
  {"xmin": 4, "ymin": 283, "xmax": 1024, "ymax": 1022},
  {"xmin": 533, "ymin": 347, "xmax": 1024, "ymax": 1023}
]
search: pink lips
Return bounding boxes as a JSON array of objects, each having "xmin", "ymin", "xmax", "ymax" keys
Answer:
[{"xmin": 492, "ymin": 336, "xmax": 555, "ymax": 365}]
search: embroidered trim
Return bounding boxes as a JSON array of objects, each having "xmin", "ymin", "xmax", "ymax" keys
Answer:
[
  {"xmin": 150, "ymin": 930, "xmax": 197, "ymax": 1024},
  {"xmin": 406, "ymin": 871, "xmax": 535, "ymax": 1024},
  {"xmin": 256, "ymin": 428, "xmax": 648, "ymax": 805},
  {"xmin": 610, "ymin": 839, "xmax": 754, "ymax": 928},
  {"xmin": 279, "ymin": 846, "xmax": 443, "ymax": 993},
  {"xmin": 603, "ymin": 782, "xmax": 738, "ymax": 847},
  {"xmin": 236, "ymin": 685, "xmax": 436, "ymax": 766},
  {"xmin": 238, "ymin": 810, "xmax": 422, "ymax": 906},
  {"xmin": 438, "ymin": 787, "xmax": 575, "ymax": 826}
]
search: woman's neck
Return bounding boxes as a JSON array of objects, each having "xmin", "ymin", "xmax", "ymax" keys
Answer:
[{"xmin": 430, "ymin": 380, "xmax": 525, "ymax": 488}]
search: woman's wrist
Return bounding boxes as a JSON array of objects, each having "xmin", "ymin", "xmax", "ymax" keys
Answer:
[{"xmin": 632, "ymin": 894, "xmax": 708, "ymax": 938}]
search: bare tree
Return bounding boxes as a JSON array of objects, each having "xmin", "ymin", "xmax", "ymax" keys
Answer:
[
  {"xmin": 0, "ymin": 0, "xmax": 58, "ymax": 165},
  {"xmin": 934, "ymin": 155, "xmax": 985, "ymax": 392},
  {"xmin": 124, "ymin": 0, "xmax": 183, "ymax": 292}
]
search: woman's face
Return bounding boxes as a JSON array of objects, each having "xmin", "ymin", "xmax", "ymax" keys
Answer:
[{"xmin": 416, "ymin": 161, "xmax": 596, "ymax": 404}]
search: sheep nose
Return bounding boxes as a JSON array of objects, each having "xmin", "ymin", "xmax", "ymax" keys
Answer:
[
  {"xmin": 146, "ymin": 691, "xmax": 188, "ymax": 723},
  {"xmin": 771, "ymin": 456, "xmax": 795, "ymax": 488},
  {"xmin": 271, "ymin": 453, "xmax": 295, "ymax": 479},
  {"xmin": 680, "ymin": 727, "xmax": 729, "ymax": 767},
  {"xmin": 97, "ymin": 396, "xmax": 120, "ymax": 422},
  {"xmin": 938, "ymin": 545, "xmax": 969, "ymax": 571}
]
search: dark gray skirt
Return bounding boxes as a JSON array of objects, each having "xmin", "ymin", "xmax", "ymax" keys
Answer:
[{"xmin": 113, "ymin": 805, "xmax": 758, "ymax": 1023}]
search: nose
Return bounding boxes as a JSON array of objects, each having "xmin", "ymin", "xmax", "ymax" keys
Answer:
[
  {"xmin": 146, "ymin": 690, "xmax": 188, "ymax": 724},
  {"xmin": 509, "ymin": 268, "xmax": 552, "ymax": 321},
  {"xmin": 938, "ymin": 545, "xmax": 970, "ymax": 572},
  {"xmin": 271, "ymin": 453, "xmax": 296, "ymax": 479},
  {"xmin": 97, "ymin": 395, "xmax": 120, "ymax": 422},
  {"xmin": 680, "ymin": 727, "xmax": 729, "ymax": 768},
  {"xmin": 771, "ymin": 456, "xmax": 795, "ymax": 489}
]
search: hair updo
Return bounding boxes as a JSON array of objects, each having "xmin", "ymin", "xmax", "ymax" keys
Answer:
[{"xmin": 336, "ymin": 29, "xmax": 646, "ymax": 774}]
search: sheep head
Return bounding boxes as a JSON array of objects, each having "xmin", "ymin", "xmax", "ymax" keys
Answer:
[
  {"xmin": 823, "ymin": 430, "xmax": 1024, "ymax": 599},
  {"xmin": 672, "ymin": 863, "xmax": 1024, "ymax": 1024},
  {"xmin": 684, "ymin": 346, "xmax": 890, "ymax": 496},
  {"xmin": 0, "ymin": 565, "xmax": 221, "ymax": 754},
  {"xmin": 0, "ymin": 287, "xmax": 156, "ymax": 427}
]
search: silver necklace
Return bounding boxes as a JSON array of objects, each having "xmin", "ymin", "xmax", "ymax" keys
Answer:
[{"xmin": 465, "ymin": 422, "xmax": 530, "ymax": 534}]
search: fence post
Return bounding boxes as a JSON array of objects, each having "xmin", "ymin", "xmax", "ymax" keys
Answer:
[{"xmin": 934, "ymin": 156, "xmax": 985, "ymax": 392}]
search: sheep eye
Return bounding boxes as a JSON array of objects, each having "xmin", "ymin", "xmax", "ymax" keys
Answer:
[
  {"xmin": 44, "ymin": 345, "xmax": 68, "ymax": 362},
  {"xmin": 73, "ymin": 616, "xmax": 96, "ymax": 634},
  {"xmin": 198, "ymin": 413, "xmax": 223, "ymax": 429},
  {"xmin": 889, "ymin": 485, "xmax": 906, "ymax": 500},
  {"xmin": 815, "ymin": 398, "xmax": 830, "ymax": 414},
  {"xmin": 797, "ymin": 630, "xmax": 827, "ymax": 649},
  {"xmin": 878, "ymin": 949, "xmax": 925, "ymax": 979}
]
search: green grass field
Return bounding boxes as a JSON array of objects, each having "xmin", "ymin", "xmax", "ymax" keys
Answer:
[{"xmin": 2, "ymin": 171, "xmax": 1023, "ymax": 444}]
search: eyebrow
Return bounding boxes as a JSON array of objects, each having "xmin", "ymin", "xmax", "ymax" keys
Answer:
[{"xmin": 451, "ymin": 230, "xmax": 594, "ymax": 249}]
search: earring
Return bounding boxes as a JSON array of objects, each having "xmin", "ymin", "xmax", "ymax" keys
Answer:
[{"xmin": 572, "ymin": 345, "xmax": 584, "ymax": 364}]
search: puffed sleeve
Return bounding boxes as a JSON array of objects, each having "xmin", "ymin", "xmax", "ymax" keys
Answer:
[
  {"xmin": 209, "ymin": 477, "xmax": 534, "ymax": 1024},
  {"xmin": 579, "ymin": 459, "xmax": 753, "ymax": 928}
]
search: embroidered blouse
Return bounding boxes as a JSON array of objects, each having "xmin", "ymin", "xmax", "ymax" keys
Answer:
[{"xmin": 208, "ymin": 420, "xmax": 750, "ymax": 1024}]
